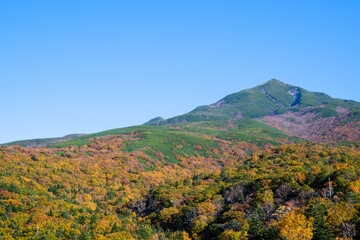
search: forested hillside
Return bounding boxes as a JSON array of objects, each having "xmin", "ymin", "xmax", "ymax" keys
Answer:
[
  {"xmin": 1, "ymin": 137, "xmax": 360, "ymax": 239},
  {"xmin": 2, "ymin": 80, "xmax": 360, "ymax": 239}
]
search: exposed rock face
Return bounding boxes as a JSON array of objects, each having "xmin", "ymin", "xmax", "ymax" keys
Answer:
[{"xmin": 288, "ymin": 88, "xmax": 300, "ymax": 106}]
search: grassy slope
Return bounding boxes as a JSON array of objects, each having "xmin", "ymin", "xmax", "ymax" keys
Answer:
[
  {"xmin": 4, "ymin": 80, "xmax": 360, "ymax": 148},
  {"xmin": 50, "ymin": 119, "xmax": 300, "ymax": 166},
  {"xmin": 177, "ymin": 119, "xmax": 301, "ymax": 145},
  {"xmin": 152, "ymin": 79, "xmax": 360, "ymax": 124}
]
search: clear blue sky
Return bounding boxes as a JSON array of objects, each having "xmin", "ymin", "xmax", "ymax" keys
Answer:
[{"xmin": 1, "ymin": 0, "xmax": 359, "ymax": 143}]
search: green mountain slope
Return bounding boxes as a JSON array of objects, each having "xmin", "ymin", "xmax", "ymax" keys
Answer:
[
  {"xmin": 3, "ymin": 79, "xmax": 360, "ymax": 148},
  {"xmin": 150, "ymin": 79, "xmax": 360, "ymax": 125},
  {"xmin": 50, "ymin": 119, "xmax": 299, "ymax": 158}
]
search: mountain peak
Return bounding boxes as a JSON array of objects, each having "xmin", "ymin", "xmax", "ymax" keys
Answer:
[
  {"xmin": 262, "ymin": 78, "xmax": 286, "ymax": 86},
  {"xmin": 145, "ymin": 79, "xmax": 360, "ymax": 126}
]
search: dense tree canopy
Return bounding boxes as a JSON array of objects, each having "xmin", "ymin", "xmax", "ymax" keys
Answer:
[{"xmin": 1, "ymin": 132, "xmax": 360, "ymax": 239}]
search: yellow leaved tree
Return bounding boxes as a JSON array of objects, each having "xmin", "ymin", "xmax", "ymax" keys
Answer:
[{"xmin": 277, "ymin": 210, "xmax": 314, "ymax": 240}]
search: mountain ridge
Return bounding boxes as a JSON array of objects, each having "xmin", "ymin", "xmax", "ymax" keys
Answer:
[
  {"xmin": 2, "ymin": 134, "xmax": 86, "ymax": 148},
  {"xmin": 3, "ymin": 79, "xmax": 360, "ymax": 147},
  {"xmin": 147, "ymin": 79, "xmax": 360, "ymax": 125}
]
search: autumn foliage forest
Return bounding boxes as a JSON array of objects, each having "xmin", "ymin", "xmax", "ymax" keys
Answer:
[
  {"xmin": 2, "ymin": 81, "xmax": 360, "ymax": 239},
  {"xmin": 1, "ymin": 119, "xmax": 360, "ymax": 240}
]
